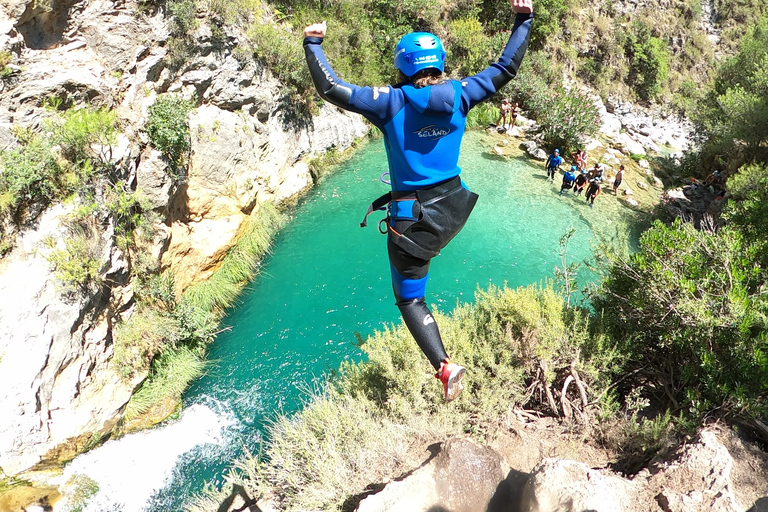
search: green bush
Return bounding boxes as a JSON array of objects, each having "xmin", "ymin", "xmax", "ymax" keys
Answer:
[
  {"xmin": 591, "ymin": 219, "xmax": 768, "ymax": 421},
  {"xmin": 44, "ymin": 221, "xmax": 104, "ymax": 296},
  {"xmin": 103, "ymin": 181, "xmax": 151, "ymax": 249},
  {"xmin": 0, "ymin": 136, "xmax": 64, "ymax": 218},
  {"xmin": 446, "ymin": 18, "xmax": 496, "ymax": 77},
  {"xmin": 48, "ymin": 107, "xmax": 117, "ymax": 167},
  {"xmin": 722, "ymin": 162, "xmax": 768, "ymax": 266},
  {"xmin": 625, "ymin": 21, "xmax": 669, "ymax": 100},
  {"xmin": 509, "ymin": 62, "xmax": 601, "ymax": 152},
  {"xmin": 113, "ymin": 306, "xmax": 186, "ymax": 379},
  {"xmin": 144, "ymin": 94, "xmax": 194, "ymax": 175},
  {"xmin": 124, "ymin": 347, "xmax": 207, "ymax": 420},
  {"xmin": 0, "ymin": 51, "xmax": 13, "ymax": 79}
]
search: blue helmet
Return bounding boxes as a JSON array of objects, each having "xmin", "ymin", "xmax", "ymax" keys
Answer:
[{"xmin": 394, "ymin": 32, "xmax": 446, "ymax": 77}]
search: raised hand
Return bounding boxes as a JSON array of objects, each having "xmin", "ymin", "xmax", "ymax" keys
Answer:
[
  {"xmin": 304, "ymin": 21, "xmax": 327, "ymax": 38},
  {"xmin": 510, "ymin": 0, "xmax": 533, "ymax": 13}
]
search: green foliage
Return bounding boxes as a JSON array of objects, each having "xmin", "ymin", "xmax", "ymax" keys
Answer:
[
  {"xmin": 698, "ymin": 18, "xmax": 768, "ymax": 155},
  {"xmin": 592, "ymin": 219, "xmax": 768, "ymax": 421},
  {"xmin": 235, "ymin": 284, "xmax": 617, "ymax": 509},
  {"xmin": 722, "ymin": 163, "xmax": 768, "ymax": 266},
  {"xmin": 0, "ymin": 51, "xmax": 13, "ymax": 79},
  {"xmin": 446, "ymin": 18, "xmax": 495, "ymax": 77},
  {"xmin": 66, "ymin": 474, "xmax": 100, "ymax": 512},
  {"xmin": 113, "ymin": 306, "xmax": 186, "ymax": 379},
  {"xmin": 48, "ymin": 107, "xmax": 118, "ymax": 167},
  {"xmin": 168, "ymin": 0, "xmax": 198, "ymax": 36},
  {"xmin": 44, "ymin": 221, "xmax": 104, "ymax": 296},
  {"xmin": 144, "ymin": 94, "xmax": 194, "ymax": 175},
  {"xmin": 124, "ymin": 347, "xmax": 207, "ymax": 419},
  {"xmin": 624, "ymin": 21, "xmax": 669, "ymax": 100},
  {"xmin": 102, "ymin": 181, "xmax": 151, "ymax": 249},
  {"xmin": 509, "ymin": 61, "xmax": 601, "ymax": 152},
  {"xmin": 245, "ymin": 20, "xmax": 314, "ymax": 97},
  {"xmin": 478, "ymin": 0, "xmax": 567, "ymax": 50},
  {"xmin": 465, "ymin": 102, "xmax": 498, "ymax": 129},
  {"xmin": 0, "ymin": 135, "xmax": 63, "ymax": 219}
]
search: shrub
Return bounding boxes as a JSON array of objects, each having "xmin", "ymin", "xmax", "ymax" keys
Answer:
[
  {"xmin": 510, "ymin": 64, "xmax": 601, "ymax": 152},
  {"xmin": 44, "ymin": 220, "xmax": 104, "ymax": 296},
  {"xmin": 48, "ymin": 107, "xmax": 118, "ymax": 167},
  {"xmin": 0, "ymin": 51, "xmax": 12, "ymax": 79},
  {"xmin": 144, "ymin": 94, "xmax": 194, "ymax": 175},
  {"xmin": 113, "ymin": 306, "xmax": 186, "ymax": 379},
  {"xmin": 624, "ymin": 21, "xmax": 669, "ymax": 100},
  {"xmin": 103, "ymin": 181, "xmax": 151, "ymax": 249},
  {"xmin": 722, "ymin": 162, "xmax": 768, "ymax": 266},
  {"xmin": 465, "ymin": 102, "xmax": 498, "ymax": 128},
  {"xmin": 446, "ymin": 18, "xmax": 495, "ymax": 77},
  {"xmin": 0, "ymin": 136, "xmax": 64, "ymax": 218},
  {"xmin": 124, "ymin": 347, "xmax": 207, "ymax": 420},
  {"xmin": 591, "ymin": 219, "xmax": 768, "ymax": 421}
]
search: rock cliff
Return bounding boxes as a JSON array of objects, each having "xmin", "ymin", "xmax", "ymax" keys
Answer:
[{"xmin": 0, "ymin": 0, "xmax": 367, "ymax": 476}]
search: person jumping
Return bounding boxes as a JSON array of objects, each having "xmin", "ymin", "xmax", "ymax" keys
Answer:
[{"xmin": 303, "ymin": 0, "xmax": 534, "ymax": 401}]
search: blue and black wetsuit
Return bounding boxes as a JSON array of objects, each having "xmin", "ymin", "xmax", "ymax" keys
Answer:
[
  {"xmin": 304, "ymin": 14, "xmax": 533, "ymax": 370},
  {"xmin": 546, "ymin": 153, "xmax": 563, "ymax": 180}
]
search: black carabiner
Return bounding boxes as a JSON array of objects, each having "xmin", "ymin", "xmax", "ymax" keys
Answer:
[{"xmin": 378, "ymin": 217, "xmax": 388, "ymax": 234}]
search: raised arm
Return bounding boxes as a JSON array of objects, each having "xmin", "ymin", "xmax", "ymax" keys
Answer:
[{"xmin": 303, "ymin": 22, "xmax": 403, "ymax": 125}]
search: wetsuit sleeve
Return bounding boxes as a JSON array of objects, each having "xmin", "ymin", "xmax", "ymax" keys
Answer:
[
  {"xmin": 459, "ymin": 12, "xmax": 533, "ymax": 112},
  {"xmin": 303, "ymin": 37, "xmax": 402, "ymax": 126}
]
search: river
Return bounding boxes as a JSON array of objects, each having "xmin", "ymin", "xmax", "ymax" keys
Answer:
[{"xmin": 61, "ymin": 130, "xmax": 640, "ymax": 511}]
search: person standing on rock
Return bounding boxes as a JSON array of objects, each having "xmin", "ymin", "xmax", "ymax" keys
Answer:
[
  {"xmin": 613, "ymin": 165, "xmax": 625, "ymax": 194},
  {"xmin": 303, "ymin": 0, "xmax": 534, "ymax": 402}
]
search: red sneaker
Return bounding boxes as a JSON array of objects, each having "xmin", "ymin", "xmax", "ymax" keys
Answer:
[{"xmin": 435, "ymin": 359, "xmax": 466, "ymax": 402}]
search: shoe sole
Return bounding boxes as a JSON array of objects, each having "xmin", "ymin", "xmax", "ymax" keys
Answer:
[{"xmin": 446, "ymin": 366, "xmax": 466, "ymax": 402}]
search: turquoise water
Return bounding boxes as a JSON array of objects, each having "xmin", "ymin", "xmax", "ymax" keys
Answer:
[{"xmin": 146, "ymin": 130, "xmax": 637, "ymax": 508}]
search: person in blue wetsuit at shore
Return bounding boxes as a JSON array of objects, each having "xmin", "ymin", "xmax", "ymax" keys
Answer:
[
  {"xmin": 303, "ymin": 0, "xmax": 534, "ymax": 402},
  {"xmin": 561, "ymin": 165, "xmax": 577, "ymax": 195},
  {"xmin": 546, "ymin": 149, "xmax": 562, "ymax": 182}
]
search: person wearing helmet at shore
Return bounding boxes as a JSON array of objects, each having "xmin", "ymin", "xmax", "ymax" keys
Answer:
[
  {"xmin": 303, "ymin": 0, "xmax": 534, "ymax": 402},
  {"xmin": 545, "ymin": 148, "xmax": 562, "ymax": 182},
  {"xmin": 561, "ymin": 165, "xmax": 577, "ymax": 195}
]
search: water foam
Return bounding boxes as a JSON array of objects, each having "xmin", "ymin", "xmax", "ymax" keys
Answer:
[{"xmin": 59, "ymin": 404, "xmax": 232, "ymax": 511}]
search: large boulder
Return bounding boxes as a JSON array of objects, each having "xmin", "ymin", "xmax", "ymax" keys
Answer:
[
  {"xmin": 648, "ymin": 430, "xmax": 744, "ymax": 512},
  {"xmin": 357, "ymin": 438, "xmax": 506, "ymax": 512},
  {"xmin": 520, "ymin": 458, "xmax": 639, "ymax": 512}
]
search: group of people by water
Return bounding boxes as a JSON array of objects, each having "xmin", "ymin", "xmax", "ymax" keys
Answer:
[{"xmin": 545, "ymin": 148, "xmax": 625, "ymax": 208}]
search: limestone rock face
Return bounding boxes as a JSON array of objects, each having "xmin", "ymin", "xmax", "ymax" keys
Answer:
[
  {"xmin": 0, "ymin": 0, "xmax": 368, "ymax": 476},
  {"xmin": 0, "ymin": 205, "xmax": 137, "ymax": 476},
  {"xmin": 357, "ymin": 438, "xmax": 505, "ymax": 512}
]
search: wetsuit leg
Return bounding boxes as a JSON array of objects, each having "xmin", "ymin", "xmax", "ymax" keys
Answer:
[{"xmin": 388, "ymin": 237, "xmax": 448, "ymax": 370}]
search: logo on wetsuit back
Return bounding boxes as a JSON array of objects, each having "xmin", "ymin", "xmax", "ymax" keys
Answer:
[{"xmin": 415, "ymin": 125, "xmax": 451, "ymax": 140}]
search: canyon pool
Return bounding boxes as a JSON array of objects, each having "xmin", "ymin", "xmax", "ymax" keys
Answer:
[{"xmin": 63, "ymin": 130, "xmax": 641, "ymax": 511}]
